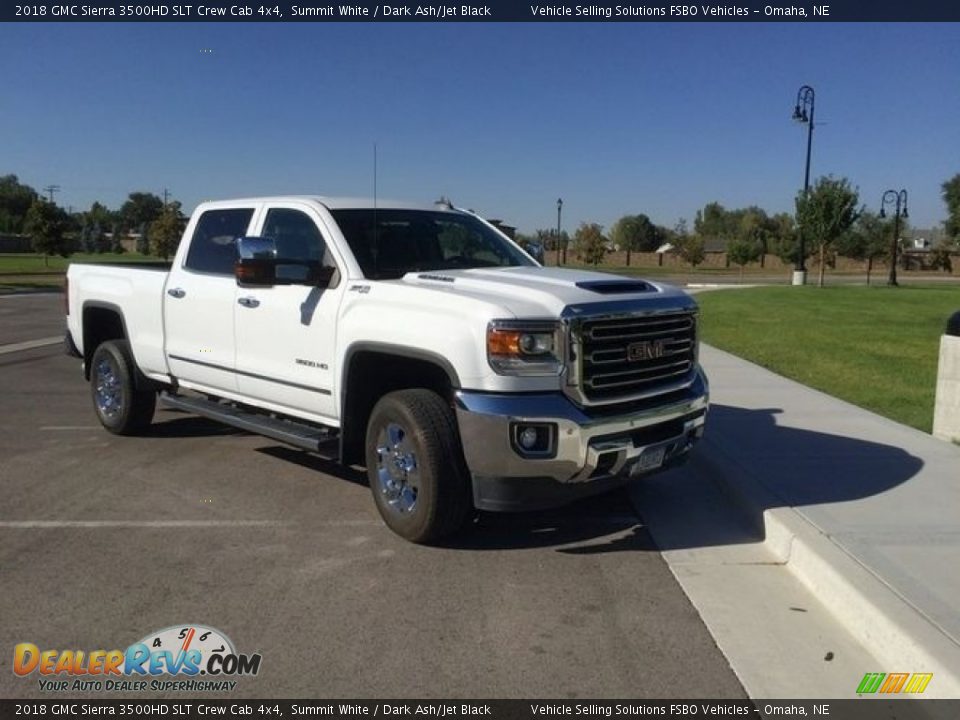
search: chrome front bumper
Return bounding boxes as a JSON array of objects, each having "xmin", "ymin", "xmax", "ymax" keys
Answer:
[{"xmin": 454, "ymin": 367, "xmax": 709, "ymax": 511}]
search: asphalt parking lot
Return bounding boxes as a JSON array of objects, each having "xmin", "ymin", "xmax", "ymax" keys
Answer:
[{"xmin": 0, "ymin": 293, "xmax": 744, "ymax": 699}]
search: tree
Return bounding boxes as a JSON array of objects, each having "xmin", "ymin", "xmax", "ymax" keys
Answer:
[
  {"xmin": 675, "ymin": 234, "xmax": 706, "ymax": 269},
  {"xmin": 610, "ymin": 214, "xmax": 664, "ymax": 265},
  {"xmin": 726, "ymin": 238, "xmax": 761, "ymax": 282},
  {"xmin": 737, "ymin": 206, "xmax": 777, "ymax": 268},
  {"xmin": 79, "ymin": 202, "xmax": 115, "ymax": 253},
  {"xmin": 136, "ymin": 222, "xmax": 150, "ymax": 255},
  {"xmin": 534, "ymin": 228, "xmax": 555, "ymax": 251},
  {"xmin": 929, "ymin": 240, "xmax": 954, "ymax": 273},
  {"xmin": 23, "ymin": 199, "xmax": 71, "ymax": 265},
  {"xmin": 149, "ymin": 202, "xmax": 187, "ymax": 260},
  {"xmin": 91, "ymin": 221, "xmax": 110, "ymax": 253},
  {"xmin": 111, "ymin": 224, "xmax": 126, "ymax": 254},
  {"xmin": 78, "ymin": 219, "xmax": 92, "ymax": 254},
  {"xmin": 673, "ymin": 218, "xmax": 689, "ymax": 239},
  {"xmin": 673, "ymin": 215, "xmax": 705, "ymax": 269},
  {"xmin": 513, "ymin": 232, "xmax": 547, "ymax": 263},
  {"xmin": 694, "ymin": 202, "xmax": 739, "ymax": 240},
  {"xmin": 771, "ymin": 214, "xmax": 806, "ymax": 266},
  {"xmin": 574, "ymin": 223, "xmax": 607, "ymax": 266},
  {"xmin": 795, "ymin": 176, "xmax": 860, "ymax": 287},
  {"xmin": 86, "ymin": 201, "xmax": 114, "ymax": 228},
  {"xmin": 120, "ymin": 192, "xmax": 165, "ymax": 233},
  {"xmin": 0, "ymin": 174, "xmax": 39, "ymax": 233},
  {"xmin": 836, "ymin": 210, "xmax": 892, "ymax": 286},
  {"xmin": 535, "ymin": 228, "xmax": 569, "ymax": 263},
  {"xmin": 942, "ymin": 174, "xmax": 960, "ymax": 241}
]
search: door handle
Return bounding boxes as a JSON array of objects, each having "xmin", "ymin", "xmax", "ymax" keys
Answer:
[
  {"xmin": 167, "ymin": 288, "xmax": 186, "ymax": 299},
  {"xmin": 238, "ymin": 297, "xmax": 261, "ymax": 308}
]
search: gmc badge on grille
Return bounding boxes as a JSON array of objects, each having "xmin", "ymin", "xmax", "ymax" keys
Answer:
[{"xmin": 627, "ymin": 340, "xmax": 665, "ymax": 361}]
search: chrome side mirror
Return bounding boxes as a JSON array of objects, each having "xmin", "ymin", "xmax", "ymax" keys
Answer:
[{"xmin": 236, "ymin": 236, "xmax": 277, "ymax": 260}]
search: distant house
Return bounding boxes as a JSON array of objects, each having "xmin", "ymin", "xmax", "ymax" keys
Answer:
[
  {"xmin": 906, "ymin": 227, "xmax": 945, "ymax": 251},
  {"xmin": 487, "ymin": 219, "xmax": 517, "ymax": 240}
]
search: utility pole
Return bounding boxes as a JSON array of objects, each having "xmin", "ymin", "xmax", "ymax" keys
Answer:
[
  {"xmin": 163, "ymin": 188, "xmax": 170, "ymax": 206},
  {"xmin": 44, "ymin": 184, "xmax": 61, "ymax": 203}
]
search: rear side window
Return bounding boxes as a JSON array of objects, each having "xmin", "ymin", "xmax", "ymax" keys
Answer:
[{"xmin": 184, "ymin": 208, "xmax": 255, "ymax": 275}]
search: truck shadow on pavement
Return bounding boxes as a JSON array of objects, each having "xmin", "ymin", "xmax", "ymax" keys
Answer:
[
  {"xmin": 445, "ymin": 490, "xmax": 658, "ymax": 552},
  {"xmin": 145, "ymin": 404, "xmax": 923, "ymax": 553},
  {"xmin": 259, "ymin": 445, "xmax": 654, "ymax": 550},
  {"xmin": 630, "ymin": 403, "xmax": 926, "ymax": 552}
]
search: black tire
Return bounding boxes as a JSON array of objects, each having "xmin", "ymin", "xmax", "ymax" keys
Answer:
[
  {"xmin": 89, "ymin": 340, "xmax": 156, "ymax": 435},
  {"xmin": 365, "ymin": 389, "xmax": 472, "ymax": 544}
]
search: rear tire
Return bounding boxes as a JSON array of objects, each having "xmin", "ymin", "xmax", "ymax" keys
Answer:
[
  {"xmin": 90, "ymin": 340, "xmax": 156, "ymax": 435},
  {"xmin": 365, "ymin": 389, "xmax": 472, "ymax": 544}
]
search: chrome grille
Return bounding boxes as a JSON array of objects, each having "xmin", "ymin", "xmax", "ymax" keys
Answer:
[{"xmin": 575, "ymin": 312, "xmax": 697, "ymax": 403}]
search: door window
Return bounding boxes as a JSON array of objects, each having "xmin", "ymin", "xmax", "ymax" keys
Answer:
[
  {"xmin": 184, "ymin": 208, "xmax": 255, "ymax": 275},
  {"xmin": 262, "ymin": 208, "xmax": 328, "ymax": 263}
]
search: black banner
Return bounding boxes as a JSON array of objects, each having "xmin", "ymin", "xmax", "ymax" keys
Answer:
[
  {"xmin": 1, "ymin": 701, "xmax": 959, "ymax": 720},
  {"xmin": 3, "ymin": 1, "xmax": 960, "ymax": 23}
]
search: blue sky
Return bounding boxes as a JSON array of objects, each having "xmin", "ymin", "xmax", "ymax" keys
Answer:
[{"xmin": 2, "ymin": 22, "xmax": 958, "ymax": 234}]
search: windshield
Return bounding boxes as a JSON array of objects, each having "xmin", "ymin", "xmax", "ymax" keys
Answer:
[{"xmin": 329, "ymin": 208, "xmax": 536, "ymax": 280}]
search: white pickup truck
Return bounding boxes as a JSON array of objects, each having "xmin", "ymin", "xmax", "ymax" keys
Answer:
[{"xmin": 65, "ymin": 196, "xmax": 708, "ymax": 542}]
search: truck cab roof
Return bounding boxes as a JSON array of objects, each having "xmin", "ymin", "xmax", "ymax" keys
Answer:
[{"xmin": 195, "ymin": 196, "xmax": 459, "ymax": 213}]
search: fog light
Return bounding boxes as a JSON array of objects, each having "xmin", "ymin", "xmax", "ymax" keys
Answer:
[
  {"xmin": 510, "ymin": 422, "xmax": 556, "ymax": 458},
  {"xmin": 519, "ymin": 426, "xmax": 539, "ymax": 450}
]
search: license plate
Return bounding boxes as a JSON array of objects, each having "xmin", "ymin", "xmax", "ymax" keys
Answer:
[{"xmin": 630, "ymin": 446, "xmax": 666, "ymax": 476}]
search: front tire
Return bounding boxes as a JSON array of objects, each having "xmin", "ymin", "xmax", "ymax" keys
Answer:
[
  {"xmin": 90, "ymin": 340, "xmax": 156, "ymax": 435},
  {"xmin": 365, "ymin": 389, "xmax": 472, "ymax": 544}
]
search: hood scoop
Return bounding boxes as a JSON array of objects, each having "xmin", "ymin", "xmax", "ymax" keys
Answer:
[{"xmin": 574, "ymin": 279, "xmax": 654, "ymax": 294}]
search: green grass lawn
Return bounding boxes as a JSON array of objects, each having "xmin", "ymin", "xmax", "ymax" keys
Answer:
[
  {"xmin": 696, "ymin": 285, "xmax": 960, "ymax": 433},
  {"xmin": 0, "ymin": 252, "xmax": 158, "ymax": 275},
  {"xmin": 0, "ymin": 253, "xmax": 167, "ymax": 293}
]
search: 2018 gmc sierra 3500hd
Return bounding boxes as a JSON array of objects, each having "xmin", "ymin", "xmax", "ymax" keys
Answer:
[{"xmin": 65, "ymin": 196, "xmax": 709, "ymax": 543}]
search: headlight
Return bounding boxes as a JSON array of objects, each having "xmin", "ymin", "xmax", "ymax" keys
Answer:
[{"xmin": 487, "ymin": 320, "xmax": 562, "ymax": 376}]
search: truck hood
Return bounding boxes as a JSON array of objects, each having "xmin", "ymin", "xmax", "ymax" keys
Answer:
[{"xmin": 397, "ymin": 266, "xmax": 697, "ymax": 318}]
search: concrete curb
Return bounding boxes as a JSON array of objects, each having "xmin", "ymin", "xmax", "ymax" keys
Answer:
[{"xmin": 695, "ymin": 435, "xmax": 960, "ymax": 698}]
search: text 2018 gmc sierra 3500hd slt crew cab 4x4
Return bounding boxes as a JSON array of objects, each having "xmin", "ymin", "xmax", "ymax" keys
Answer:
[{"xmin": 65, "ymin": 196, "xmax": 709, "ymax": 543}]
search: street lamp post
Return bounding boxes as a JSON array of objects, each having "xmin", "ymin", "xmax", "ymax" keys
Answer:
[
  {"xmin": 556, "ymin": 198, "xmax": 563, "ymax": 266},
  {"xmin": 791, "ymin": 84, "xmax": 815, "ymax": 286},
  {"xmin": 880, "ymin": 189, "xmax": 908, "ymax": 287}
]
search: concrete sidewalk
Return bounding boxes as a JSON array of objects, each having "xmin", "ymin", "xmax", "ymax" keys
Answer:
[{"xmin": 694, "ymin": 344, "xmax": 960, "ymax": 696}]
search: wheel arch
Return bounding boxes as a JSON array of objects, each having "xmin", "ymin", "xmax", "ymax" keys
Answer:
[
  {"xmin": 81, "ymin": 302, "xmax": 158, "ymax": 391},
  {"xmin": 339, "ymin": 343, "xmax": 461, "ymax": 466}
]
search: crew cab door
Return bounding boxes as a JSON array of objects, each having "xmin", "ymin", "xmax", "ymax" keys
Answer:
[
  {"xmin": 164, "ymin": 206, "xmax": 257, "ymax": 394},
  {"xmin": 233, "ymin": 203, "xmax": 345, "ymax": 422}
]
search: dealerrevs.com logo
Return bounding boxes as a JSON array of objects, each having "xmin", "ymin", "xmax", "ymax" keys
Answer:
[{"xmin": 13, "ymin": 625, "xmax": 262, "ymax": 692}]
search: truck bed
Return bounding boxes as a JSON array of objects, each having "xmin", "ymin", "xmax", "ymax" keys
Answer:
[{"xmin": 67, "ymin": 262, "xmax": 171, "ymax": 379}]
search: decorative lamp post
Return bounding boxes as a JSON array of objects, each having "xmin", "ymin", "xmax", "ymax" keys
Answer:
[
  {"xmin": 880, "ymin": 189, "xmax": 908, "ymax": 287},
  {"xmin": 791, "ymin": 84, "xmax": 815, "ymax": 286}
]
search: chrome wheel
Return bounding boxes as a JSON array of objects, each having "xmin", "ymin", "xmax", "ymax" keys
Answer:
[
  {"xmin": 375, "ymin": 422, "xmax": 420, "ymax": 514},
  {"xmin": 365, "ymin": 389, "xmax": 472, "ymax": 543},
  {"xmin": 94, "ymin": 355, "xmax": 123, "ymax": 420}
]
